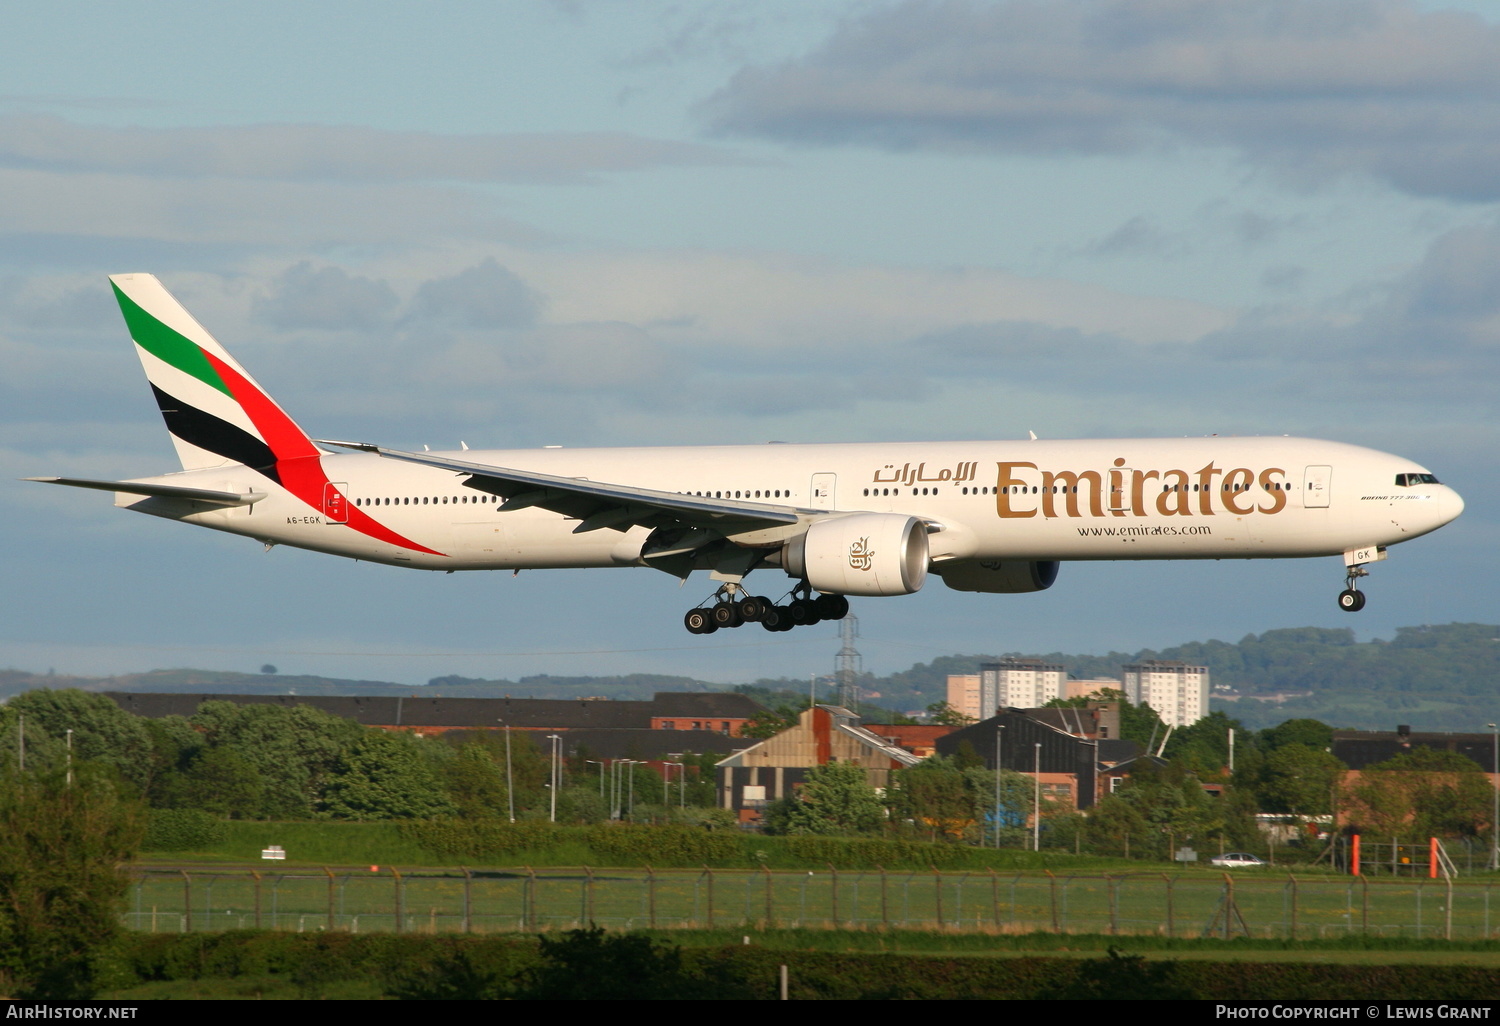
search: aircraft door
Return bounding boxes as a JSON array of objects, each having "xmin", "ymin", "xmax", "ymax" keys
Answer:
[
  {"xmin": 1303, "ymin": 466, "xmax": 1331, "ymax": 509},
  {"xmin": 324, "ymin": 482, "xmax": 349, "ymax": 523},
  {"xmin": 810, "ymin": 473, "xmax": 836, "ymax": 510},
  {"xmin": 1108, "ymin": 466, "xmax": 1133, "ymax": 514}
]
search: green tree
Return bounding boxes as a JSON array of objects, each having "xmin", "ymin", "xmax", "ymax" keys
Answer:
[
  {"xmin": 1162, "ymin": 710, "xmax": 1246, "ymax": 777},
  {"xmin": 0, "ymin": 766, "xmax": 146, "ymax": 998},
  {"xmin": 1258, "ymin": 744, "xmax": 1344, "ymax": 819},
  {"xmin": 889, "ymin": 758, "xmax": 976, "ymax": 839},
  {"xmin": 1110, "ymin": 762, "xmax": 1224, "ymax": 857},
  {"xmin": 321, "ymin": 731, "xmax": 456, "ymax": 820},
  {"xmin": 764, "ymin": 761, "xmax": 885, "ymax": 836},
  {"xmin": 1260, "ymin": 718, "xmax": 1335, "ymax": 752},
  {"xmin": 1343, "ymin": 747, "xmax": 1493, "ymax": 840},
  {"xmin": 0, "ymin": 690, "xmax": 156, "ymax": 791},
  {"xmin": 176, "ymin": 746, "xmax": 267, "ymax": 818},
  {"xmin": 1086, "ymin": 793, "xmax": 1152, "ymax": 856},
  {"xmin": 925, "ymin": 701, "xmax": 976, "ymax": 727},
  {"xmin": 442, "ymin": 741, "xmax": 511, "ymax": 818},
  {"xmin": 140, "ymin": 715, "xmax": 205, "ymax": 807},
  {"xmin": 192, "ymin": 701, "xmax": 365, "ymax": 817}
]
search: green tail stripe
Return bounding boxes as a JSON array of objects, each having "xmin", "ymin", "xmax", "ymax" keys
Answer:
[{"xmin": 111, "ymin": 282, "xmax": 232, "ymax": 397}]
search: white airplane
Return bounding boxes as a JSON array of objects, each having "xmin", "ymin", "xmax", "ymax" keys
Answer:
[{"xmin": 30, "ymin": 274, "xmax": 1464, "ymax": 633}]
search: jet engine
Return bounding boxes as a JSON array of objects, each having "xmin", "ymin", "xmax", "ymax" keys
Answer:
[
  {"xmin": 934, "ymin": 559, "xmax": 1060, "ymax": 593},
  {"xmin": 781, "ymin": 513, "xmax": 929, "ymax": 596}
]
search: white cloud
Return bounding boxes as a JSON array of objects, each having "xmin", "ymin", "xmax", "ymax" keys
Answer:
[
  {"xmin": 252, "ymin": 263, "xmax": 399, "ymax": 331},
  {"xmin": 0, "ymin": 167, "xmax": 534, "ymax": 247},
  {"xmin": 520, "ymin": 248, "xmax": 1229, "ymax": 347},
  {"xmin": 407, "ymin": 258, "xmax": 542, "ymax": 330},
  {"xmin": 0, "ymin": 115, "xmax": 741, "ymax": 185},
  {"xmin": 706, "ymin": 0, "xmax": 1500, "ymax": 201}
]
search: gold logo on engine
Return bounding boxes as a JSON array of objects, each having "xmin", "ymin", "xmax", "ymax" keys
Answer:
[{"xmin": 849, "ymin": 537, "xmax": 874, "ymax": 571}]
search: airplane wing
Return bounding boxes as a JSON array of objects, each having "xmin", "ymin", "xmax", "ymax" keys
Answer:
[
  {"xmin": 24, "ymin": 476, "xmax": 267, "ymax": 506},
  {"xmin": 319, "ymin": 441, "xmax": 811, "ymax": 577}
]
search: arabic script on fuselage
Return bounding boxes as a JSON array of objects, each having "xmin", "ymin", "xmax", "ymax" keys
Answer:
[{"xmin": 870, "ymin": 459, "xmax": 1291, "ymax": 519}]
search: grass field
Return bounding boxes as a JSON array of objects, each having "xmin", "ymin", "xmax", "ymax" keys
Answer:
[{"xmin": 126, "ymin": 863, "xmax": 1500, "ymax": 941}]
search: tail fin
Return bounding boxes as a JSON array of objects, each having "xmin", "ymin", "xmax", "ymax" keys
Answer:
[{"xmin": 110, "ymin": 273, "xmax": 320, "ymax": 480}]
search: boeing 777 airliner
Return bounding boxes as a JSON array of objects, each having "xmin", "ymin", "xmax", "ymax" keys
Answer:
[{"xmin": 29, "ymin": 274, "xmax": 1464, "ymax": 634}]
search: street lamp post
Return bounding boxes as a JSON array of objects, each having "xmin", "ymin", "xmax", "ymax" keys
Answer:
[
  {"xmin": 993, "ymin": 724, "xmax": 1005, "ymax": 849},
  {"xmin": 1489, "ymin": 723, "xmax": 1498, "ymax": 871},
  {"xmin": 1033, "ymin": 742, "xmax": 1042, "ymax": 852},
  {"xmin": 609, "ymin": 760, "xmax": 619, "ymax": 820},
  {"xmin": 664, "ymin": 762, "xmax": 685, "ymax": 809},
  {"xmin": 547, "ymin": 734, "xmax": 562, "ymax": 823},
  {"xmin": 498, "ymin": 720, "xmax": 515, "ymax": 823}
]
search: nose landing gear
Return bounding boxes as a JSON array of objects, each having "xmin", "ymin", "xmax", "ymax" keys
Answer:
[
  {"xmin": 1337, "ymin": 545, "xmax": 1384, "ymax": 613},
  {"xmin": 1337, "ymin": 579, "xmax": 1367, "ymax": 612}
]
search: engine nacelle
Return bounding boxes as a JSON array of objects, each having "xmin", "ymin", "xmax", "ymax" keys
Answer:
[
  {"xmin": 782, "ymin": 513, "xmax": 929, "ymax": 597},
  {"xmin": 935, "ymin": 559, "xmax": 1060, "ymax": 594}
]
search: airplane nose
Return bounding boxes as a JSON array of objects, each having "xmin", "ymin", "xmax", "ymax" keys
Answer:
[{"xmin": 1441, "ymin": 485, "xmax": 1465, "ymax": 524}]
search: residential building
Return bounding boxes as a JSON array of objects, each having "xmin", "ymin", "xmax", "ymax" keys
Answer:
[
  {"xmin": 978, "ymin": 658, "xmax": 1066, "ymax": 717},
  {"xmin": 944, "ymin": 674, "xmax": 982, "ymax": 721},
  {"xmin": 1121, "ymin": 660, "xmax": 1209, "ymax": 727}
]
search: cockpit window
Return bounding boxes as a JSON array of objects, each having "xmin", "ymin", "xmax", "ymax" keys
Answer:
[{"xmin": 1395, "ymin": 473, "xmax": 1440, "ymax": 486}]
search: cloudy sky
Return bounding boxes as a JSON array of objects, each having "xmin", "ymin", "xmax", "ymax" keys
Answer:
[{"xmin": 4, "ymin": 0, "xmax": 1497, "ymax": 690}]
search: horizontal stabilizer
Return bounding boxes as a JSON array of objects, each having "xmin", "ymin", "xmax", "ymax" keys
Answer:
[{"xmin": 25, "ymin": 476, "xmax": 266, "ymax": 506}]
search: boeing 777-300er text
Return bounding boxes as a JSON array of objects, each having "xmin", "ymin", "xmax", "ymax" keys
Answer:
[{"xmin": 29, "ymin": 274, "xmax": 1465, "ymax": 633}]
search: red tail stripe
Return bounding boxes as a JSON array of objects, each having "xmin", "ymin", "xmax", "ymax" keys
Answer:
[{"xmin": 203, "ymin": 352, "xmax": 446, "ymax": 558}]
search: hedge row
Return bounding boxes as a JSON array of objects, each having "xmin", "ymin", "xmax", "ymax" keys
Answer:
[
  {"xmin": 397, "ymin": 819, "xmax": 1056, "ymax": 870},
  {"xmin": 107, "ymin": 930, "xmax": 1500, "ymax": 1000},
  {"xmin": 142, "ymin": 809, "xmax": 226, "ymax": 852}
]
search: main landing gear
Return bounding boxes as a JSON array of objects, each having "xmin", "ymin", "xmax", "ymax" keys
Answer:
[{"xmin": 684, "ymin": 583, "xmax": 850, "ymax": 634}]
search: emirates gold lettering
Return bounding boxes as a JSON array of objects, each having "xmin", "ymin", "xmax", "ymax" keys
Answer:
[
  {"xmin": 995, "ymin": 462, "xmax": 1038, "ymax": 519},
  {"xmin": 1257, "ymin": 467, "xmax": 1288, "ymax": 514},
  {"xmin": 975, "ymin": 459, "xmax": 1290, "ymax": 520}
]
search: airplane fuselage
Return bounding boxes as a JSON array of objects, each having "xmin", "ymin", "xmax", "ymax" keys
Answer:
[{"xmin": 116, "ymin": 434, "xmax": 1462, "ymax": 576}]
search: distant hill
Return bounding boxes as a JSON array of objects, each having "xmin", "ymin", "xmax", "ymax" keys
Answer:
[
  {"xmin": 0, "ymin": 667, "xmax": 711, "ymax": 703},
  {"xmin": 4, "ymin": 622, "xmax": 1495, "ymax": 731},
  {"xmin": 748, "ymin": 623, "xmax": 1500, "ymax": 732}
]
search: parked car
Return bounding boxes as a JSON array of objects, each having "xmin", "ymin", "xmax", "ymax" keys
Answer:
[{"xmin": 1209, "ymin": 852, "xmax": 1265, "ymax": 868}]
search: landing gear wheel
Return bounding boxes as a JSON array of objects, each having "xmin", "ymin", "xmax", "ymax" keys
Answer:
[
  {"xmin": 815, "ymin": 594, "xmax": 850, "ymax": 620},
  {"xmin": 1337, "ymin": 589, "xmax": 1366, "ymax": 612},
  {"xmin": 737, "ymin": 596, "xmax": 768, "ymax": 622},
  {"xmin": 760, "ymin": 605, "xmax": 784, "ymax": 631},
  {"xmin": 786, "ymin": 599, "xmax": 814, "ymax": 625},
  {"xmin": 710, "ymin": 601, "xmax": 743, "ymax": 629},
  {"xmin": 684, "ymin": 608, "xmax": 712, "ymax": 634}
]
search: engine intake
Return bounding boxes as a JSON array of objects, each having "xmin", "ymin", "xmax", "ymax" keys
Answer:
[{"xmin": 782, "ymin": 513, "xmax": 929, "ymax": 596}]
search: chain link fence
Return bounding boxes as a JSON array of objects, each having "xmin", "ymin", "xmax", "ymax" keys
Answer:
[{"xmin": 125, "ymin": 866, "xmax": 1500, "ymax": 940}]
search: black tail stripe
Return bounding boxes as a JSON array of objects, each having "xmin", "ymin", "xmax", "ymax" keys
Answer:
[{"xmin": 149, "ymin": 383, "xmax": 282, "ymax": 484}]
